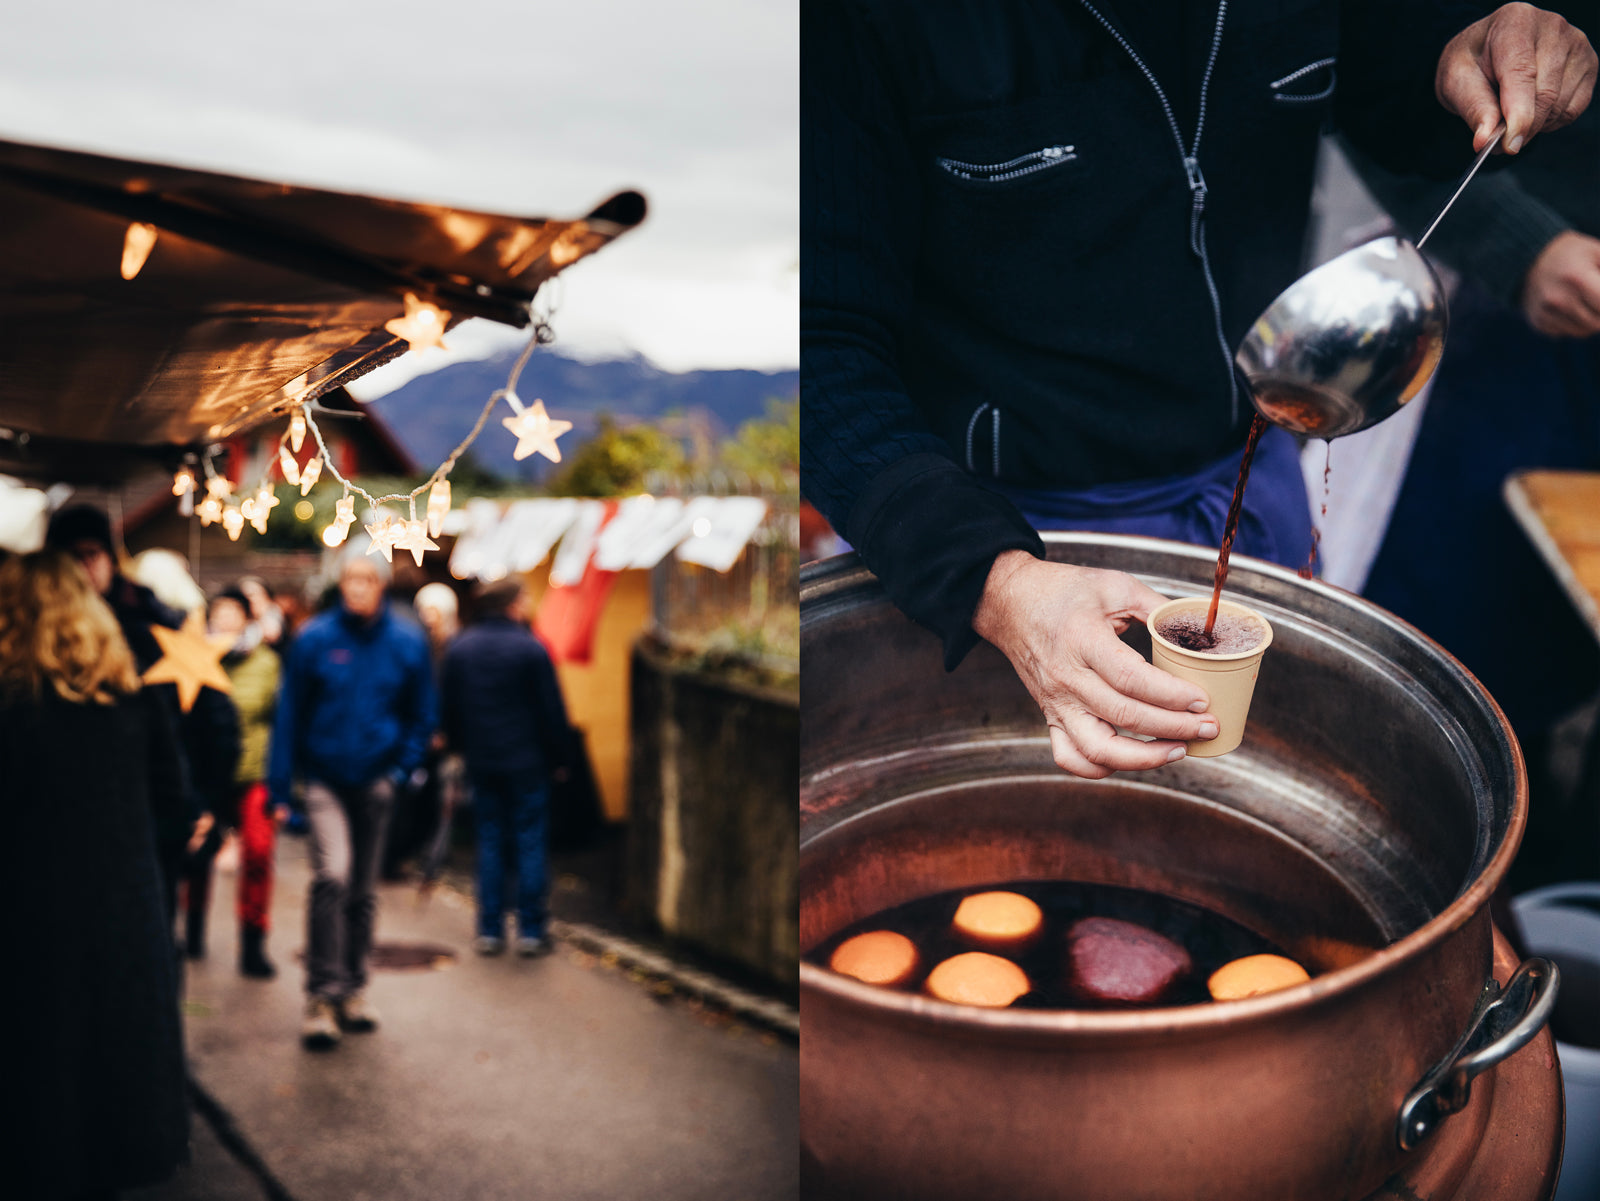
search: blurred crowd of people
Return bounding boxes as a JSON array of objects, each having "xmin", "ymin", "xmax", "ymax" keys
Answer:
[{"xmin": 0, "ymin": 502, "xmax": 577, "ymax": 1200}]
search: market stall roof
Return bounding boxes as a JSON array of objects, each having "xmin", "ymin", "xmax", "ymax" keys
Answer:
[{"xmin": 0, "ymin": 137, "xmax": 645, "ymax": 479}]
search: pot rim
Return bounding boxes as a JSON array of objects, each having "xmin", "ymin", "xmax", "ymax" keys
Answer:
[{"xmin": 799, "ymin": 533, "xmax": 1529, "ymax": 1038}]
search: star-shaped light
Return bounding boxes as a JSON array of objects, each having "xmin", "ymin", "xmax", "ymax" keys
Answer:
[
  {"xmin": 365, "ymin": 514, "xmax": 398, "ymax": 562},
  {"xmin": 392, "ymin": 518, "xmax": 440, "ymax": 567},
  {"xmin": 223, "ymin": 507, "xmax": 245, "ymax": 540},
  {"xmin": 278, "ymin": 445, "xmax": 301, "ymax": 487},
  {"xmin": 288, "ymin": 407, "xmax": 307, "ymax": 453},
  {"xmin": 426, "ymin": 479, "xmax": 451, "ymax": 538},
  {"xmin": 143, "ymin": 612, "xmax": 233, "ymax": 712},
  {"xmin": 205, "ymin": 475, "xmax": 233, "ymax": 501},
  {"xmin": 299, "ymin": 454, "xmax": 323, "ymax": 496},
  {"xmin": 197, "ymin": 496, "xmax": 224, "ymax": 526},
  {"xmin": 250, "ymin": 485, "xmax": 280, "ymax": 534},
  {"xmin": 384, "ymin": 292, "xmax": 451, "ymax": 354},
  {"xmin": 334, "ymin": 494, "xmax": 357, "ymax": 532},
  {"xmin": 501, "ymin": 397, "xmax": 571, "ymax": 463}
]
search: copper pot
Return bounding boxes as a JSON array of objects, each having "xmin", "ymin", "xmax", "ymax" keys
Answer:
[{"xmin": 799, "ymin": 534, "xmax": 1557, "ymax": 1201}]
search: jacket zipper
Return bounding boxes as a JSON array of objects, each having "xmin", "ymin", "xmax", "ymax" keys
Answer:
[
  {"xmin": 1076, "ymin": 0, "xmax": 1240, "ymax": 423},
  {"xmin": 937, "ymin": 145, "xmax": 1077, "ymax": 183}
]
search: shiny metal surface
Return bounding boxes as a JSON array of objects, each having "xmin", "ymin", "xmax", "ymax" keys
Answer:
[
  {"xmin": 1398, "ymin": 956, "xmax": 1560, "ymax": 1151},
  {"xmin": 0, "ymin": 137, "xmax": 646, "ymax": 463},
  {"xmin": 800, "ymin": 532, "xmax": 1537, "ymax": 1201},
  {"xmin": 1236, "ymin": 235, "xmax": 1447, "ymax": 438},
  {"xmin": 1416, "ymin": 130, "xmax": 1503, "ymax": 250}
]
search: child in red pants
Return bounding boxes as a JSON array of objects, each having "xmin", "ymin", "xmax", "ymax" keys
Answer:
[{"xmin": 193, "ymin": 588, "xmax": 282, "ymax": 977}]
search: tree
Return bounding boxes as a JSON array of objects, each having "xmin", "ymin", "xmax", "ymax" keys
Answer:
[
  {"xmin": 719, "ymin": 397, "xmax": 798, "ymax": 490},
  {"xmin": 544, "ymin": 414, "xmax": 688, "ymax": 497}
]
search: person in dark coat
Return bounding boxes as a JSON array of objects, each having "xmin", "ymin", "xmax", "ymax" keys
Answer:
[
  {"xmin": 801, "ymin": 1, "xmax": 1596, "ymax": 779},
  {"xmin": 46, "ymin": 505, "xmax": 238, "ymax": 927},
  {"xmin": 442, "ymin": 578, "xmax": 575, "ymax": 957},
  {"xmin": 0, "ymin": 549, "xmax": 189, "ymax": 1200}
]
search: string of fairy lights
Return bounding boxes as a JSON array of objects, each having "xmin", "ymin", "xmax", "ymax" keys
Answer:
[{"xmin": 168, "ymin": 286, "xmax": 573, "ymax": 568}]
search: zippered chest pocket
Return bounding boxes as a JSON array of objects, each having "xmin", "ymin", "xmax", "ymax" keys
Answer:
[{"xmin": 936, "ymin": 144, "xmax": 1077, "ymax": 183}]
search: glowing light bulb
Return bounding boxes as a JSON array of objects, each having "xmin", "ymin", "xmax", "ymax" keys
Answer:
[
  {"xmin": 383, "ymin": 292, "xmax": 451, "ymax": 354},
  {"xmin": 692, "ymin": 517, "xmax": 713, "ymax": 538},
  {"xmin": 392, "ymin": 518, "xmax": 440, "ymax": 567},
  {"xmin": 322, "ymin": 522, "xmax": 346, "ymax": 548},
  {"xmin": 364, "ymin": 515, "xmax": 398, "ymax": 562},
  {"xmin": 121, "ymin": 222, "xmax": 158, "ymax": 280},
  {"xmin": 278, "ymin": 445, "xmax": 301, "ymax": 487},
  {"xmin": 426, "ymin": 478, "xmax": 451, "ymax": 538},
  {"xmin": 501, "ymin": 397, "xmax": 572, "ymax": 463},
  {"xmin": 197, "ymin": 496, "xmax": 223, "ymax": 527},
  {"xmin": 288, "ymin": 407, "xmax": 307, "ymax": 454},
  {"xmin": 299, "ymin": 454, "xmax": 322, "ymax": 496},
  {"xmin": 222, "ymin": 507, "xmax": 245, "ymax": 540},
  {"xmin": 250, "ymin": 484, "xmax": 280, "ymax": 534},
  {"xmin": 172, "ymin": 468, "xmax": 195, "ymax": 497}
]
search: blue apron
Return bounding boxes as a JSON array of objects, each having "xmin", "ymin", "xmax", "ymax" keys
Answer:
[{"xmin": 984, "ymin": 425, "xmax": 1315, "ymax": 572}]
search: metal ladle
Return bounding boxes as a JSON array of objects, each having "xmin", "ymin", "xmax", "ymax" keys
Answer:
[{"xmin": 1236, "ymin": 129, "xmax": 1504, "ymax": 439}]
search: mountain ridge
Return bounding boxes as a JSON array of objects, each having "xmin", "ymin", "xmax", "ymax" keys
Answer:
[{"xmin": 367, "ymin": 347, "xmax": 799, "ymax": 483}]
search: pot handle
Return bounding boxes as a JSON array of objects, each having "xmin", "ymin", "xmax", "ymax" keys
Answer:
[{"xmin": 1396, "ymin": 956, "xmax": 1560, "ymax": 1151}]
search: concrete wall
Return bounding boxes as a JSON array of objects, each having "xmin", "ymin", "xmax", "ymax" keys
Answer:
[{"xmin": 627, "ymin": 636, "xmax": 798, "ymax": 986}]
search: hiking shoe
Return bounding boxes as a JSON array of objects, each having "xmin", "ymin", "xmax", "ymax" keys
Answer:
[
  {"xmin": 473, "ymin": 936, "xmax": 506, "ymax": 956},
  {"xmin": 515, "ymin": 935, "xmax": 552, "ymax": 958},
  {"xmin": 338, "ymin": 991, "xmax": 381, "ymax": 1033},
  {"xmin": 301, "ymin": 997, "xmax": 341, "ymax": 1050}
]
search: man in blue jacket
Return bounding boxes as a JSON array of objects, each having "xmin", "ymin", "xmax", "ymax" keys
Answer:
[
  {"xmin": 270, "ymin": 547, "xmax": 435, "ymax": 1049},
  {"xmin": 441, "ymin": 579, "xmax": 574, "ymax": 958}
]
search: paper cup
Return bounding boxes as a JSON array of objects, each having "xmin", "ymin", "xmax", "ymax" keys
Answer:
[{"xmin": 1147, "ymin": 597, "xmax": 1273, "ymax": 758}]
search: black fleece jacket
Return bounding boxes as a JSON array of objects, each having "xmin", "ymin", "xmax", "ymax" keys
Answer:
[{"xmin": 801, "ymin": 0, "xmax": 1488, "ymax": 665}]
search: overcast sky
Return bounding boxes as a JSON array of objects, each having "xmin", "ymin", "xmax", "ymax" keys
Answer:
[{"xmin": 0, "ymin": 0, "xmax": 797, "ymax": 393}]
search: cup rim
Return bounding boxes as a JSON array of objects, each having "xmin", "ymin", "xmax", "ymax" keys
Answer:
[{"xmin": 1147, "ymin": 596, "xmax": 1274, "ymax": 662}]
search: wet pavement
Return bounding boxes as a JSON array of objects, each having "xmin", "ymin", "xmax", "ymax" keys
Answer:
[{"xmin": 133, "ymin": 836, "xmax": 798, "ymax": 1201}]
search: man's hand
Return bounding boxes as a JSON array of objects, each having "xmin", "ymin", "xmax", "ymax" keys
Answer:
[
  {"xmin": 1437, "ymin": 3, "xmax": 1596, "ymax": 154},
  {"xmin": 972, "ymin": 551, "xmax": 1220, "ymax": 779},
  {"xmin": 1523, "ymin": 230, "xmax": 1600, "ymax": 338}
]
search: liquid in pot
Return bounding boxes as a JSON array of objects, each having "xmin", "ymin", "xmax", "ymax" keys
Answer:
[{"xmin": 810, "ymin": 879, "xmax": 1302, "ymax": 1009}]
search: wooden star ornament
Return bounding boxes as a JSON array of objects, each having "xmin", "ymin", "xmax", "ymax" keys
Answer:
[
  {"xmin": 384, "ymin": 292, "xmax": 451, "ymax": 354},
  {"xmin": 143, "ymin": 612, "xmax": 234, "ymax": 712},
  {"xmin": 501, "ymin": 397, "xmax": 572, "ymax": 463}
]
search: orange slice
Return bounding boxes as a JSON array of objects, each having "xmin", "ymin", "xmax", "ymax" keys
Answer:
[
  {"xmin": 1208, "ymin": 953, "xmax": 1311, "ymax": 1001},
  {"xmin": 952, "ymin": 891, "xmax": 1044, "ymax": 950},
  {"xmin": 829, "ymin": 930, "xmax": 920, "ymax": 988},
  {"xmin": 925, "ymin": 952, "xmax": 1031, "ymax": 1008}
]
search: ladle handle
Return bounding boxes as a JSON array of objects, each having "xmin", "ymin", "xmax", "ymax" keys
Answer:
[
  {"xmin": 1415, "ymin": 127, "xmax": 1504, "ymax": 250},
  {"xmin": 1395, "ymin": 955, "xmax": 1559, "ymax": 1151}
]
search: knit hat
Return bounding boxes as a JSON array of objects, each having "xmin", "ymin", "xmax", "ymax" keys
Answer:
[{"xmin": 45, "ymin": 504, "xmax": 115, "ymax": 556}]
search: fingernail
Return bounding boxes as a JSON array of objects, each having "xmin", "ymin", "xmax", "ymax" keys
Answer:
[
  {"xmin": 1508, "ymin": 135, "xmax": 1524, "ymax": 153},
  {"xmin": 1198, "ymin": 722, "xmax": 1219, "ymax": 740},
  {"xmin": 1165, "ymin": 746, "xmax": 1186, "ymax": 763},
  {"xmin": 1188, "ymin": 699, "xmax": 1208, "ymax": 713}
]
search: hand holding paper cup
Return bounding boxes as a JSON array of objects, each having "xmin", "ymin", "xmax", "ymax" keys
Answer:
[{"xmin": 1147, "ymin": 597, "xmax": 1273, "ymax": 757}]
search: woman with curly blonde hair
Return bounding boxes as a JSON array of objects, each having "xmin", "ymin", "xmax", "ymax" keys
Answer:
[{"xmin": 0, "ymin": 549, "xmax": 189, "ymax": 1200}]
